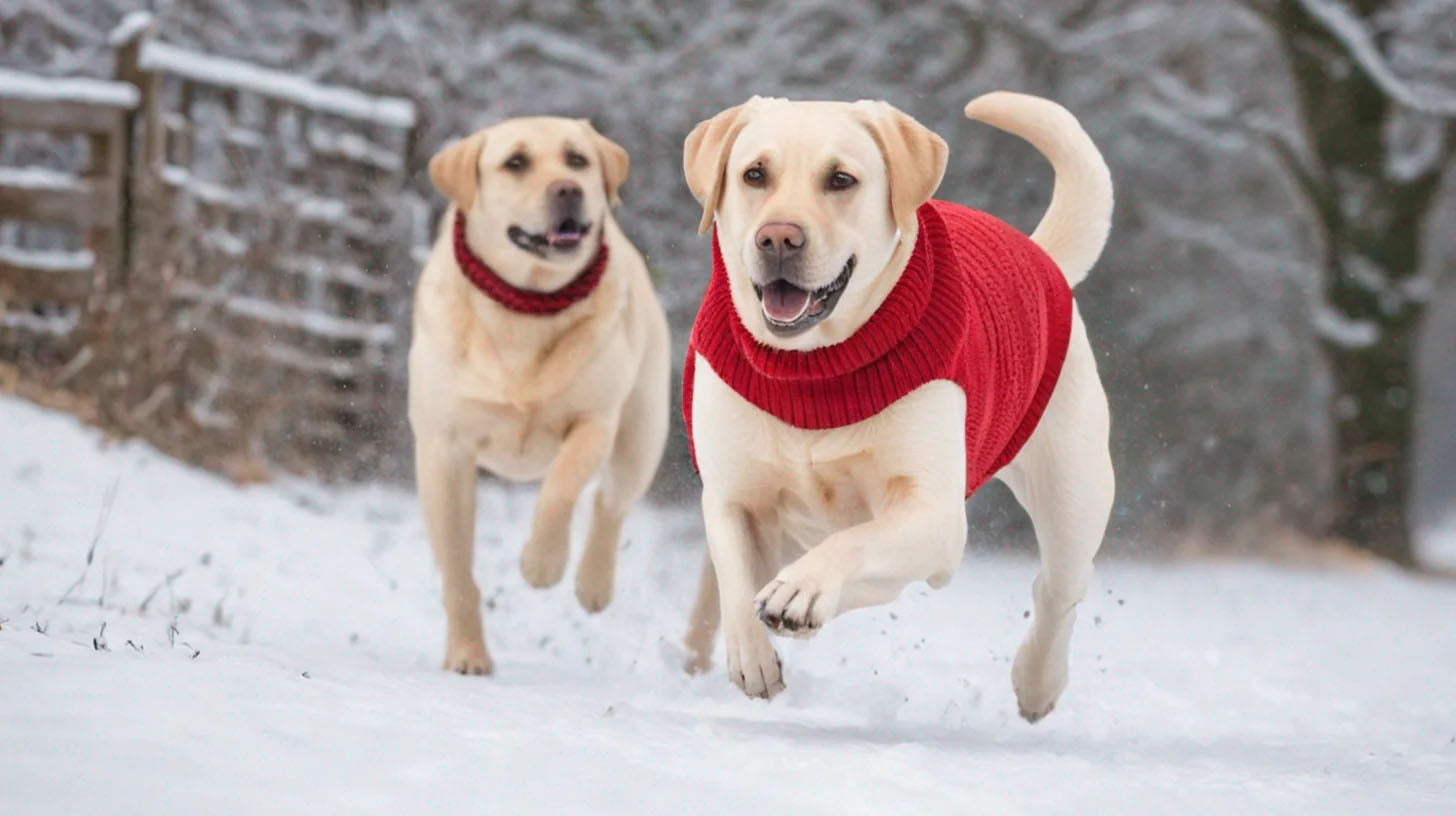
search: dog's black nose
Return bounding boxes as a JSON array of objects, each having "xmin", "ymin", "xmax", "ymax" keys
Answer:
[
  {"xmin": 548, "ymin": 180, "xmax": 583, "ymax": 204},
  {"xmin": 755, "ymin": 222, "xmax": 805, "ymax": 260}
]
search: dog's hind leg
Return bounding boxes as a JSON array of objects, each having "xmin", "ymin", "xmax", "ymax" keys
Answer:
[
  {"xmin": 682, "ymin": 551, "xmax": 721, "ymax": 673},
  {"xmin": 575, "ymin": 332, "xmax": 669, "ymax": 612},
  {"xmin": 997, "ymin": 308, "xmax": 1113, "ymax": 723}
]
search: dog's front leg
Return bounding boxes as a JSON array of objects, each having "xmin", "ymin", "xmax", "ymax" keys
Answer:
[
  {"xmin": 417, "ymin": 435, "xmax": 491, "ymax": 674},
  {"xmin": 520, "ymin": 419, "xmax": 611, "ymax": 588},
  {"xmin": 755, "ymin": 486, "xmax": 966, "ymax": 638},
  {"xmin": 704, "ymin": 496, "xmax": 783, "ymax": 699}
]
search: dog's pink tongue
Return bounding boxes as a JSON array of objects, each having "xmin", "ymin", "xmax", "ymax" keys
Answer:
[{"xmin": 762, "ymin": 281, "xmax": 811, "ymax": 323}]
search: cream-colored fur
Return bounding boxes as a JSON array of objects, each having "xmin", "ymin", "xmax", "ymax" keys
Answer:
[
  {"xmin": 410, "ymin": 117, "xmax": 669, "ymax": 675},
  {"xmin": 680, "ymin": 92, "xmax": 1114, "ymax": 722}
]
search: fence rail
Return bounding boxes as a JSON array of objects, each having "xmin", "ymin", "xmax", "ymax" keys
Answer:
[{"xmin": 0, "ymin": 17, "xmax": 420, "ymax": 482}]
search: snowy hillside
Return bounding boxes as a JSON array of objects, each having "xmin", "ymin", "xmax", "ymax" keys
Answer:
[{"xmin": 1, "ymin": 396, "xmax": 1453, "ymax": 815}]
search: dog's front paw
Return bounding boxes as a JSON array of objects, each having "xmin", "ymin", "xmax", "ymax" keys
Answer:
[
  {"xmin": 754, "ymin": 573, "xmax": 841, "ymax": 638},
  {"xmin": 443, "ymin": 639, "xmax": 494, "ymax": 676},
  {"xmin": 724, "ymin": 624, "xmax": 784, "ymax": 700},
  {"xmin": 520, "ymin": 527, "xmax": 569, "ymax": 589}
]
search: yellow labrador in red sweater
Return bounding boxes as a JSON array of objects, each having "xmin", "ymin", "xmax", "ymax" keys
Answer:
[{"xmin": 679, "ymin": 93, "xmax": 1114, "ymax": 723}]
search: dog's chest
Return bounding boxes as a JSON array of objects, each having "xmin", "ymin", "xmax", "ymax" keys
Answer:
[
  {"xmin": 459, "ymin": 400, "xmax": 570, "ymax": 481},
  {"xmin": 758, "ymin": 452, "xmax": 880, "ymax": 556},
  {"xmin": 693, "ymin": 363, "xmax": 884, "ymax": 551},
  {"xmin": 693, "ymin": 355, "xmax": 970, "ymax": 558}
]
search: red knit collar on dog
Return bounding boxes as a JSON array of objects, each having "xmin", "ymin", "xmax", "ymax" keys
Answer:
[
  {"xmin": 453, "ymin": 211, "xmax": 608, "ymax": 315},
  {"xmin": 683, "ymin": 200, "xmax": 1074, "ymax": 497}
]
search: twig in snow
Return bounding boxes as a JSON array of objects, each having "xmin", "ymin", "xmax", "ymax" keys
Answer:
[
  {"xmin": 125, "ymin": 639, "xmax": 144, "ymax": 653},
  {"xmin": 137, "ymin": 569, "xmax": 185, "ymax": 614},
  {"xmin": 57, "ymin": 476, "xmax": 122, "ymax": 606},
  {"xmin": 31, "ymin": 621, "xmax": 48, "ymax": 635},
  {"xmin": 92, "ymin": 621, "xmax": 109, "ymax": 651}
]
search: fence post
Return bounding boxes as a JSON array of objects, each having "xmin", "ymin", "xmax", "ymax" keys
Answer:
[{"xmin": 111, "ymin": 15, "xmax": 158, "ymax": 291}]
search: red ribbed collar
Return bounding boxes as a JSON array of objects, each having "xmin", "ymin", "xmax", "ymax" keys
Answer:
[
  {"xmin": 701, "ymin": 203, "xmax": 946, "ymax": 382},
  {"xmin": 453, "ymin": 211, "xmax": 608, "ymax": 315}
]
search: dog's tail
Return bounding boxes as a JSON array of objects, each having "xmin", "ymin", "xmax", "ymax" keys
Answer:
[{"xmin": 964, "ymin": 91, "xmax": 1112, "ymax": 287}]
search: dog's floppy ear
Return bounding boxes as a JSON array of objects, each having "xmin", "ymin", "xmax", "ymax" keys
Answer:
[
  {"xmin": 579, "ymin": 120, "xmax": 630, "ymax": 208},
  {"xmin": 428, "ymin": 130, "xmax": 488, "ymax": 211},
  {"xmin": 683, "ymin": 103, "xmax": 752, "ymax": 235},
  {"xmin": 853, "ymin": 101, "xmax": 948, "ymax": 234}
]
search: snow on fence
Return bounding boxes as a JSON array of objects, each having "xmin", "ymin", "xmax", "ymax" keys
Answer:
[{"xmin": 0, "ymin": 17, "xmax": 420, "ymax": 482}]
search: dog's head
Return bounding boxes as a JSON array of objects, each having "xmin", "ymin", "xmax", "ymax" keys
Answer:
[
  {"xmin": 430, "ymin": 117, "xmax": 628, "ymax": 286},
  {"xmin": 684, "ymin": 98, "xmax": 947, "ymax": 349}
]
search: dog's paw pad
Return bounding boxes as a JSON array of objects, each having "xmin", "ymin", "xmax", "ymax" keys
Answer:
[{"xmin": 754, "ymin": 578, "xmax": 831, "ymax": 638}]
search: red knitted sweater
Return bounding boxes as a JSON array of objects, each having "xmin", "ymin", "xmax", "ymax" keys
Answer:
[{"xmin": 683, "ymin": 199, "xmax": 1073, "ymax": 497}]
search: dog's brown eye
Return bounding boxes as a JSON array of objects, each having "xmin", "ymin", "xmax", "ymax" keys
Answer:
[
  {"xmin": 565, "ymin": 150, "xmax": 589, "ymax": 169},
  {"xmin": 502, "ymin": 153, "xmax": 530, "ymax": 172},
  {"xmin": 743, "ymin": 165, "xmax": 766, "ymax": 187},
  {"xmin": 827, "ymin": 171, "xmax": 857, "ymax": 190}
]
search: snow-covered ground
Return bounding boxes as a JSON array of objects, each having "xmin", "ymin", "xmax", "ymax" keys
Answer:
[{"xmin": 2, "ymin": 396, "xmax": 1453, "ymax": 815}]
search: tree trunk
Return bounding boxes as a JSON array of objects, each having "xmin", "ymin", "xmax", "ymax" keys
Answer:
[
  {"xmin": 1325, "ymin": 322, "xmax": 1416, "ymax": 565},
  {"xmin": 1273, "ymin": 0, "xmax": 1452, "ymax": 565}
]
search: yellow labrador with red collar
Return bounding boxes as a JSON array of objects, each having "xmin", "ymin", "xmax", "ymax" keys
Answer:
[
  {"xmin": 411, "ymin": 117, "xmax": 669, "ymax": 675},
  {"xmin": 679, "ymin": 92, "xmax": 1114, "ymax": 722}
]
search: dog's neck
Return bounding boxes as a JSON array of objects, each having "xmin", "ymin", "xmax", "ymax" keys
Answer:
[
  {"xmin": 446, "ymin": 211, "xmax": 623, "ymax": 407},
  {"xmin": 452, "ymin": 211, "xmax": 609, "ymax": 317}
]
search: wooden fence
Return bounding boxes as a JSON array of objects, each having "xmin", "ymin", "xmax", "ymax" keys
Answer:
[
  {"xmin": 0, "ymin": 68, "xmax": 133, "ymax": 368},
  {"xmin": 0, "ymin": 17, "xmax": 420, "ymax": 481}
]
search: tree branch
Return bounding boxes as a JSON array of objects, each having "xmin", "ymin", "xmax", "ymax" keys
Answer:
[{"xmin": 1295, "ymin": 0, "xmax": 1456, "ymax": 117}]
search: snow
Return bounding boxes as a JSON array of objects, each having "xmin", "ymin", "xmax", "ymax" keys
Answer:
[
  {"xmin": 217, "ymin": 294, "xmax": 396, "ymax": 344},
  {"xmin": 308, "ymin": 129, "xmax": 404, "ymax": 172},
  {"xmin": 159, "ymin": 165, "xmax": 261, "ymax": 210},
  {"xmin": 1, "ymin": 395, "xmax": 1454, "ymax": 815},
  {"xmin": 0, "ymin": 166, "xmax": 84, "ymax": 192},
  {"xmin": 1425, "ymin": 516, "xmax": 1456, "ymax": 570},
  {"xmin": 1312, "ymin": 303, "xmax": 1382, "ymax": 349},
  {"xmin": 168, "ymin": 283, "xmax": 396, "ymax": 345},
  {"xmin": 0, "ymin": 246, "xmax": 94, "ymax": 272},
  {"xmin": 0, "ymin": 309, "xmax": 78, "ymax": 335},
  {"xmin": 0, "ymin": 67, "xmax": 139, "ymax": 109},
  {"xmin": 289, "ymin": 194, "xmax": 351, "ymax": 224},
  {"xmin": 137, "ymin": 41, "xmax": 416, "ymax": 129},
  {"xmin": 106, "ymin": 10, "xmax": 155, "ymax": 48}
]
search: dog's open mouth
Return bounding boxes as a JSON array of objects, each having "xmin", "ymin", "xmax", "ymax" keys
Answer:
[
  {"xmin": 752, "ymin": 256, "xmax": 856, "ymax": 336},
  {"xmin": 508, "ymin": 219, "xmax": 592, "ymax": 257}
]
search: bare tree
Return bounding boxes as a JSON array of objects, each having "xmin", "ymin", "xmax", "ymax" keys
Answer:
[
  {"xmin": 999, "ymin": 0, "xmax": 1456, "ymax": 563},
  {"xmin": 1251, "ymin": 0, "xmax": 1456, "ymax": 564}
]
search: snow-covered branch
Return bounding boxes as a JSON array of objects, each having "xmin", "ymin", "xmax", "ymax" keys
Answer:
[{"xmin": 1296, "ymin": 0, "xmax": 1456, "ymax": 117}]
